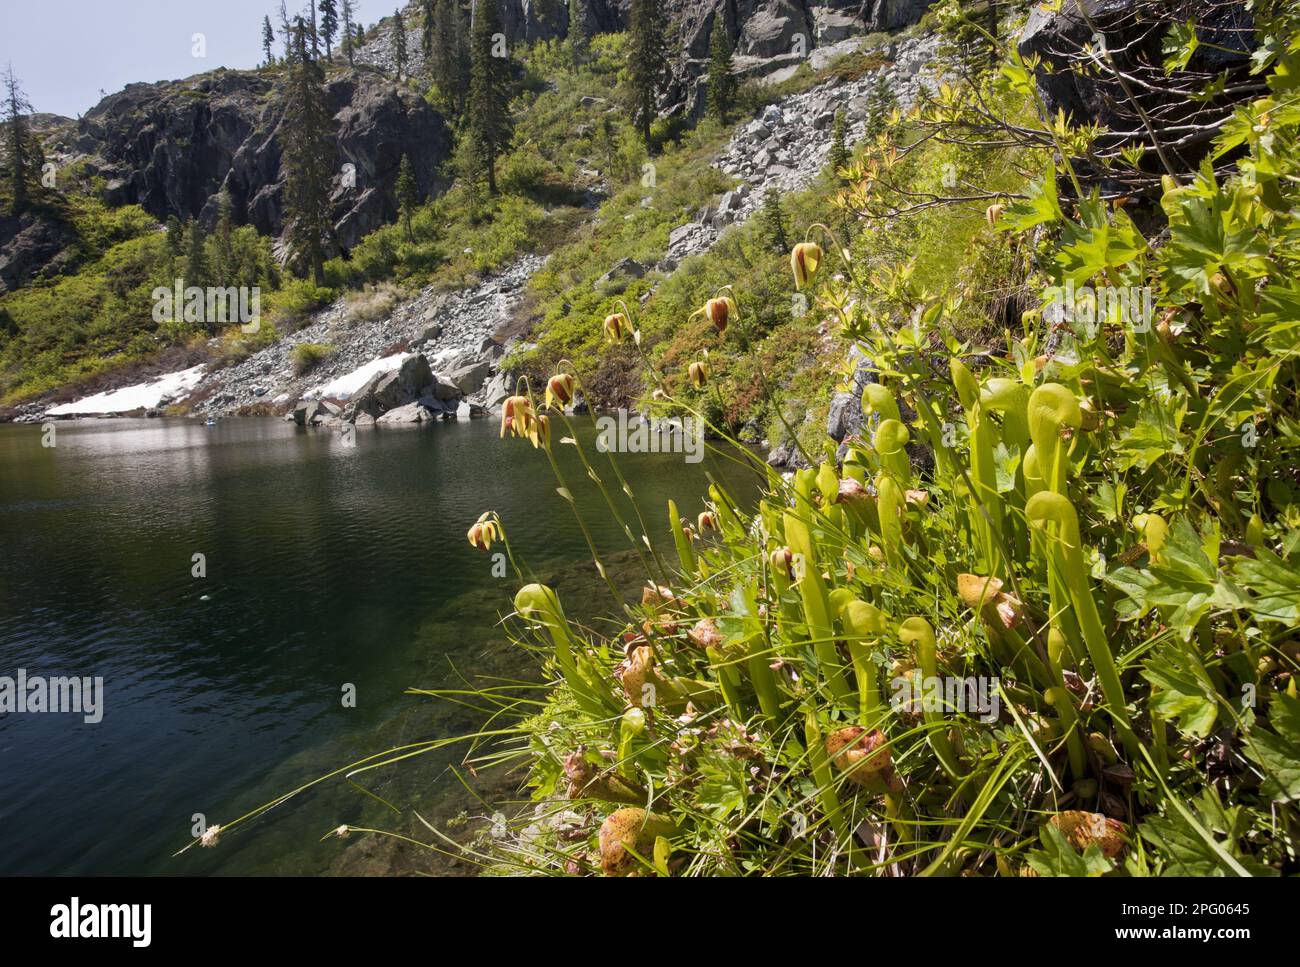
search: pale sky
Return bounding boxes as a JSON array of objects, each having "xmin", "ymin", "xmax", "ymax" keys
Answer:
[{"xmin": 0, "ymin": 0, "xmax": 383, "ymax": 119}]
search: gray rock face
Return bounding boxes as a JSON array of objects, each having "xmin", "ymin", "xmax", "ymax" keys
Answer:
[
  {"xmin": 72, "ymin": 69, "xmax": 451, "ymax": 254},
  {"xmin": 666, "ymin": 34, "xmax": 947, "ymax": 267},
  {"xmin": 1018, "ymin": 0, "xmax": 1254, "ymax": 143},
  {"xmin": 0, "ymin": 211, "xmax": 78, "ymax": 294}
]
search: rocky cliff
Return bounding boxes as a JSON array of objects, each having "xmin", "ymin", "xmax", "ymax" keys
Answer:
[
  {"xmin": 71, "ymin": 66, "xmax": 451, "ymax": 252},
  {"xmin": 358, "ymin": 0, "xmax": 939, "ymax": 118}
]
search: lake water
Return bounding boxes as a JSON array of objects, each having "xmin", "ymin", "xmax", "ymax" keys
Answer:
[{"xmin": 0, "ymin": 416, "xmax": 759, "ymax": 875}]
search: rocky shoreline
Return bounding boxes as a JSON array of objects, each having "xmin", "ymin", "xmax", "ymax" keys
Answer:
[{"xmin": 16, "ymin": 32, "xmax": 948, "ymax": 472}]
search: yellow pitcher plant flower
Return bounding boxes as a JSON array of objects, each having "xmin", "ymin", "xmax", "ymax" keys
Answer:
[
  {"xmin": 466, "ymin": 512, "xmax": 500, "ymax": 551},
  {"xmin": 500, "ymin": 394, "xmax": 535, "ymax": 439},
  {"xmin": 603, "ymin": 312, "xmax": 632, "ymax": 344},
  {"xmin": 791, "ymin": 241, "xmax": 823, "ymax": 290},
  {"xmin": 688, "ymin": 359, "xmax": 711, "ymax": 388},
  {"xmin": 545, "ymin": 373, "xmax": 575, "ymax": 409}
]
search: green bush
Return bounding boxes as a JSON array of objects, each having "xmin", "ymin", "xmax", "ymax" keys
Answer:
[{"xmin": 290, "ymin": 342, "xmax": 335, "ymax": 376}]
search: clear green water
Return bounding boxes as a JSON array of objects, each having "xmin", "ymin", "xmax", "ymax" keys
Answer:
[{"xmin": 0, "ymin": 417, "xmax": 759, "ymax": 874}]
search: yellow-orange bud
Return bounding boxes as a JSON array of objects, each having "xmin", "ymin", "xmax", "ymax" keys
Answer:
[{"xmin": 688, "ymin": 360, "xmax": 710, "ymax": 388}]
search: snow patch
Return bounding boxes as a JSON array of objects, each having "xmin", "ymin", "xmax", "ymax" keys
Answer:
[
  {"xmin": 46, "ymin": 365, "xmax": 207, "ymax": 416},
  {"xmin": 307, "ymin": 352, "xmax": 410, "ymax": 400}
]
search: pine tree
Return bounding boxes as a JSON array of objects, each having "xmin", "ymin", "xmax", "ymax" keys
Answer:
[
  {"xmin": 280, "ymin": 18, "xmax": 335, "ymax": 284},
  {"xmin": 165, "ymin": 215, "xmax": 184, "ymax": 258},
  {"xmin": 319, "ymin": 0, "xmax": 338, "ymax": 58},
  {"xmin": 421, "ymin": 0, "xmax": 437, "ymax": 69},
  {"xmin": 626, "ymin": 0, "xmax": 666, "ymax": 146},
  {"xmin": 706, "ymin": 13, "xmax": 736, "ymax": 122},
  {"xmin": 827, "ymin": 108, "xmax": 850, "ymax": 179},
  {"xmin": 279, "ymin": 2, "xmax": 293, "ymax": 60},
  {"xmin": 759, "ymin": 187, "xmax": 789, "ymax": 254},
  {"xmin": 431, "ymin": 0, "xmax": 469, "ymax": 117},
  {"xmin": 865, "ymin": 73, "xmax": 895, "ymax": 140},
  {"xmin": 2, "ymin": 65, "xmax": 39, "ymax": 215},
  {"xmin": 341, "ymin": 0, "xmax": 356, "ymax": 66},
  {"xmin": 309, "ymin": 0, "xmax": 321, "ymax": 58},
  {"xmin": 262, "ymin": 16, "xmax": 276, "ymax": 66},
  {"xmin": 212, "ymin": 190, "xmax": 236, "ymax": 282},
  {"xmin": 465, "ymin": 0, "xmax": 513, "ymax": 194},
  {"xmin": 568, "ymin": 0, "xmax": 589, "ymax": 62},
  {"xmin": 395, "ymin": 154, "xmax": 417, "ymax": 240},
  {"xmin": 183, "ymin": 219, "xmax": 209, "ymax": 291},
  {"xmin": 392, "ymin": 11, "xmax": 407, "ymax": 81}
]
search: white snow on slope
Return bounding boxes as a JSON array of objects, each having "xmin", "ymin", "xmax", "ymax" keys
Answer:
[
  {"xmin": 46, "ymin": 365, "xmax": 207, "ymax": 416},
  {"xmin": 306, "ymin": 352, "xmax": 411, "ymax": 400}
]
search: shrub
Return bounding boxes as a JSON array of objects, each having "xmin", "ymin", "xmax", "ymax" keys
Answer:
[{"xmin": 290, "ymin": 342, "xmax": 335, "ymax": 376}]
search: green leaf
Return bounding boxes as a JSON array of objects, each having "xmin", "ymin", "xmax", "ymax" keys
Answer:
[
  {"xmin": 1161, "ymin": 20, "xmax": 1199, "ymax": 73},
  {"xmin": 1229, "ymin": 549, "xmax": 1300, "ymax": 626},
  {"xmin": 1141, "ymin": 650, "xmax": 1219, "ymax": 738},
  {"xmin": 1244, "ymin": 692, "xmax": 1300, "ymax": 803},
  {"xmin": 1140, "ymin": 788, "xmax": 1277, "ymax": 875},
  {"xmin": 1025, "ymin": 824, "xmax": 1114, "ymax": 877},
  {"xmin": 998, "ymin": 160, "xmax": 1063, "ymax": 233}
]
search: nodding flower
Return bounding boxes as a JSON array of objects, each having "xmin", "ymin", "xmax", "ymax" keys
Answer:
[
  {"xmin": 528, "ymin": 413, "xmax": 552, "ymax": 450},
  {"xmin": 688, "ymin": 360, "xmax": 711, "ymax": 388},
  {"xmin": 704, "ymin": 296, "xmax": 735, "ymax": 334},
  {"xmin": 791, "ymin": 241, "xmax": 823, "ymax": 290},
  {"xmin": 546, "ymin": 373, "xmax": 575, "ymax": 409},
  {"xmin": 697, "ymin": 510, "xmax": 719, "ymax": 533},
  {"xmin": 985, "ymin": 202, "xmax": 1005, "ymax": 227},
  {"xmin": 680, "ymin": 517, "xmax": 698, "ymax": 542},
  {"xmin": 603, "ymin": 312, "xmax": 631, "ymax": 344},
  {"xmin": 467, "ymin": 512, "xmax": 499, "ymax": 551},
  {"xmin": 769, "ymin": 546, "xmax": 794, "ymax": 578},
  {"xmin": 500, "ymin": 395, "xmax": 534, "ymax": 439}
]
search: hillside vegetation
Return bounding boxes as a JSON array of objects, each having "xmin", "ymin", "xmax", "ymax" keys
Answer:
[{"xmin": 414, "ymin": 4, "xmax": 1300, "ymax": 876}]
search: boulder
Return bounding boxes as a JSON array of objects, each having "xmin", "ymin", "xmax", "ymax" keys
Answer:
[
  {"xmin": 448, "ymin": 359, "xmax": 492, "ymax": 396},
  {"xmin": 376, "ymin": 401, "xmax": 435, "ymax": 424},
  {"xmin": 594, "ymin": 257, "xmax": 647, "ymax": 291},
  {"xmin": 482, "ymin": 371, "xmax": 512, "ymax": 411},
  {"xmin": 397, "ymin": 353, "xmax": 434, "ymax": 397}
]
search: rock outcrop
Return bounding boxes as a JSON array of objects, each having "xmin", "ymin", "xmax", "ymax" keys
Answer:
[
  {"xmin": 72, "ymin": 67, "xmax": 451, "ymax": 253},
  {"xmin": 0, "ymin": 210, "xmax": 79, "ymax": 294}
]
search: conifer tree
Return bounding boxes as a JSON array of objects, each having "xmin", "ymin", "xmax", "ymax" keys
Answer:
[
  {"xmin": 309, "ymin": 0, "xmax": 321, "ymax": 58},
  {"xmin": 568, "ymin": 0, "xmax": 589, "ymax": 62},
  {"xmin": 183, "ymin": 219, "xmax": 209, "ymax": 291},
  {"xmin": 393, "ymin": 11, "xmax": 408, "ymax": 81},
  {"xmin": 319, "ymin": 0, "xmax": 338, "ymax": 58},
  {"xmin": 465, "ymin": 0, "xmax": 513, "ymax": 194},
  {"xmin": 865, "ymin": 73, "xmax": 895, "ymax": 140},
  {"xmin": 759, "ymin": 187, "xmax": 789, "ymax": 254},
  {"xmin": 262, "ymin": 16, "xmax": 277, "ymax": 66},
  {"xmin": 706, "ymin": 13, "xmax": 736, "ymax": 122},
  {"xmin": 827, "ymin": 108, "xmax": 850, "ymax": 179},
  {"xmin": 165, "ymin": 215, "xmax": 184, "ymax": 259},
  {"xmin": 396, "ymin": 154, "xmax": 417, "ymax": 240},
  {"xmin": 279, "ymin": 2, "xmax": 293, "ymax": 60},
  {"xmin": 431, "ymin": 0, "xmax": 469, "ymax": 117},
  {"xmin": 626, "ymin": 0, "xmax": 666, "ymax": 146},
  {"xmin": 421, "ymin": 0, "xmax": 437, "ymax": 70},
  {"xmin": 280, "ymin": 18, "xmax": 335, "ymax": 284},
  {"xmin": 341, "ymin": 0, "xmax": 357, "ymax": 66},
  {"xmin": 2, "ymin": 65, "xmax": 39, "ymax": 215},
  {"xmin": 212, "ymin": 190, "xmax": 236, "ymax": 282}
]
